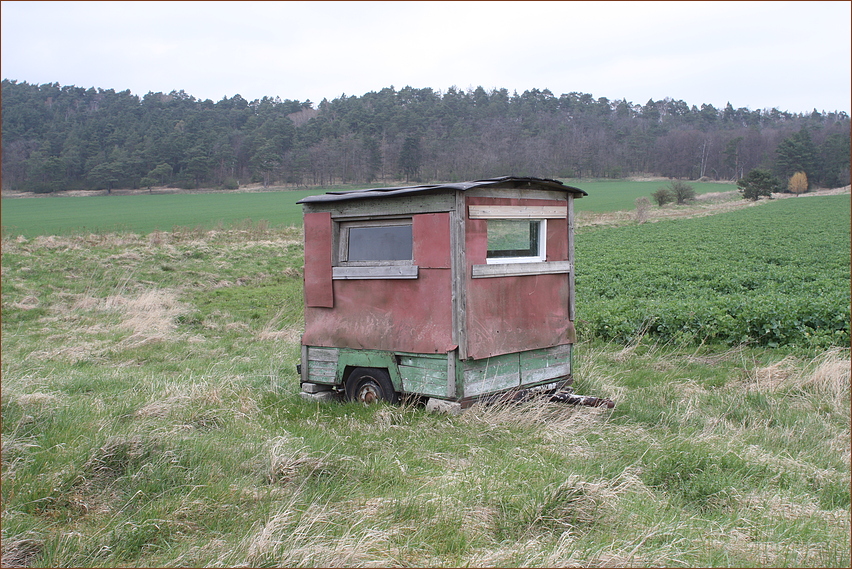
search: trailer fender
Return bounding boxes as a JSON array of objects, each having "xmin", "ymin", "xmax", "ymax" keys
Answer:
[{"xmin": 337, "ymin": 349, "xmax": 403, "ymax": 392}]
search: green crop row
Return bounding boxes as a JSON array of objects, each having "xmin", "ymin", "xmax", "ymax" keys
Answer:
[{"xmin": 575, "ymin": 195, "xmax": 850, "ymax": 348}]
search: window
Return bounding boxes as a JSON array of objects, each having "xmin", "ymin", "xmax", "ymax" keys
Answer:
[
  {"xmin": 345, "ymin": 223, "xmax": 412, "ymax": 262},
  {"xmin": 486, "ymin": 219, "xmax": 546, "ymax": 264},
  {"xmin": 334, "ymin": 219, "xmax": 418, "ymax": 279},
  {"xmin": 468, "ymin": 203, "xmax": 571, "ymax": 279}
]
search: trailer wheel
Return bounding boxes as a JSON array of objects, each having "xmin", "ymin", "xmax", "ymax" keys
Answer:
[{"xmin": 345, "ymin": 368, "xmax": 399, "ymax": 404}]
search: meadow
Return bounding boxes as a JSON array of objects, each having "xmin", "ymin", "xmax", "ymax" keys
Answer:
[
  {"xmin": 0, "ymin": 179, "xmax": 734, "ymax": 238},
  {"xmin": 1, "ymin": 183, "xmax": 849, "ymax": 567}
]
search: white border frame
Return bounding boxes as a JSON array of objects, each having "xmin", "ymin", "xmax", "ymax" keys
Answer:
[{"xmin": 485, "ymin": 219, "xmax": 547, "ymax": 264}]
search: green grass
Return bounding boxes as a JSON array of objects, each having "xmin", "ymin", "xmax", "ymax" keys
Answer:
[
  {"xmin": 2, "ymin": 208, "xmax": 849, "ymax": 567},
  {"xmin": 2, "ymin": 180, "xmax": 736, "ymax": 238},
  {"xmin": 566, "ymin": 179, "xmax": 736, "ymax": 213},
  {"xmin": 0, "ymin": 190, "xmax": 318, "ymax": 238}
]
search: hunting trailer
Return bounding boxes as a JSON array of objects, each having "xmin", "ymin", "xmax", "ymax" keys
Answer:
[{"xmin": 297, "ymin": 176, "xmax": 592, "ymax": 408}]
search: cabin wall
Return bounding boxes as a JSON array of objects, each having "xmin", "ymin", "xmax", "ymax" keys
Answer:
[
  {"xmin": 464, "ymin": 196, "xmax": 575, "ymax": 360},
  {"xmin": 302, "ymin": 211, "xmax": 456, "ymax": 354}
]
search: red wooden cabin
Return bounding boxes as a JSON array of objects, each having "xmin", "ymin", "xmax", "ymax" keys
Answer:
[{"xmin": 298, "ymin": 176, "xmax": 587, "ymax": 407}]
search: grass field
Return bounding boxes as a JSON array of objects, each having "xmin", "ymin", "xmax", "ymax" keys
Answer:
[
  {"xmin": 2, "ymin": 188, "xmax": 849, "ymax": 567},
  {"xmin": 0, "ymin": 190, "xmax": 318, "ymax": 238},
  {"xmin": 567, "ymin": 179, "xmax": 735, "ymax": 213},
  {"xmin": 0, "ymin": 179, "xmax": 735, "ymax": 238}
]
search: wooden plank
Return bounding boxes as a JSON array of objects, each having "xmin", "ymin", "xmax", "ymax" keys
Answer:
[
  {"xmin": 398, "ymin": 354, "xmax": 447, "ymax": 369},
  {"xmin": 447, "ymin": 351, "xmax": 457, "ymax": 399},
  {"xmin": 300, "ymin": 344, "xmax": 308, "ymax": 381},
  {"xmin": 332, "ymin": 265, "xmax": 419, "ymax": 279},
  {"xmin": 452, "ymin": 192, "xmax": 468, "ymax": 360},
  {"xmin": 522, "ymin": 363, "xmax": 570, "ymax": 384},
  {"xmin": 398, "ymin": 353, "xmax": 450, "ymax": 398},
  {"xmin": 520, "ymin": 344, "xmax": 572, "ymax": 384},
  {"xmin": 462, "ymin": 353, "xmax": 520, "ymax": 397},
  {"xmin": 468, "ymin": 205, "xmax": 567, "ymax": 219},
  {"xmin": 307, "ymin": 360, "xmax": 337, "ymax": 378},
  {"xmin": 307, "ymin": 347, "xmax": 340, "ymax": 362},
  {"xmin": 303, "ymin": 192, "xmax": 455, "ymax": 219},
  {"xmin": 464, "ymin": 188, "xmax": 568, "ymax": 201},
  {"xmin": 567, "ymin": 196, "xmax": 576, "ymax": 321},
  {"xmin": 471, "ymin": 260, "xmax": 571, "ymax": 279}
]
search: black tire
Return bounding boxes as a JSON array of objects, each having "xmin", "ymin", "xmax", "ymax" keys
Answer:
[{"xmin": 344, "ymin": 368, "xmax": 399, "ymax": 404}]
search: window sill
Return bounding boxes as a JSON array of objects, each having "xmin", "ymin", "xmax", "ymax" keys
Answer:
[
  {"xmin": 472, "ymin": 260, "xmax": 571, "ymax": 279},
  {"xmin": 333, "ymin": 265, "xmax": 419, "ymax": 280}
]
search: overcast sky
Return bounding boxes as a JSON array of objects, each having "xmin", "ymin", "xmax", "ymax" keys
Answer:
[{"xmin": 2, "ymin": 1, "xmax": 849, "ymax": 114}]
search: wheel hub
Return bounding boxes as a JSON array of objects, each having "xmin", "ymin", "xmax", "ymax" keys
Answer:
[{"xmin": 357, "ymin": 383, "xmax": 380, "ymax": 403}]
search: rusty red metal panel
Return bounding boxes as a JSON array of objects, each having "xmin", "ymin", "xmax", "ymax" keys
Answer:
[
  {"xmin": 302, "ymin": 269, "xmax": 456, "ymax": 353},
  {"xmin": 546, "ymin": 218, "xmax": 568, "ymax": 261},
  {"xmin": 466, "ymin": 273, "xmax": 571, "ymax": 359},
  {"xmin": 464, "ymin": 196, "xmax": 573, "ymax": 359},
  {"xmin": 303, "ymin": 212, "xmax": 334, "ymax": 308},
  {"xmin": 466, "ymin": 218, "xmax": 488, "ymax": 263},
  {"xmin": 413, "ymin": 213, "xmax": 451, "ymax": 268}
]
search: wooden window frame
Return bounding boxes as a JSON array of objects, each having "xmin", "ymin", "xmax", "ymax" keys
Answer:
[
  {"xmin": 333, "ymin": 218, "xmax": 418, "ymax": 280},
  {"xmin": 469, "ymin": 204, "xmax": 570, "ymax": 278}
]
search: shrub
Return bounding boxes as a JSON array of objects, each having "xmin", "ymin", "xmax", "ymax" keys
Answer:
[
  {"xmin": 788, "ymin": 171, "xmax": 808, "ymax": 196},
  {"xmin": 651, "ymin": 187, "xmax": 673, "ymax": 206},
  {"xmin": 670, "ymin": 180, "xmax": 696, "ymax": 204}
]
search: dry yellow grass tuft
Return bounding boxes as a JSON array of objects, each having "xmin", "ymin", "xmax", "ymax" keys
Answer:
[
  {"xmin": 745, "ymin": 348, "xmax": 850, "ymax": 404},
  {"xmin": 795, "ymin": 347, "xmax": 851, "ymax": 401},
  {"xmin": 111, "ymin": 289, "xmax": 186, "ymax": 345},
  {"xmin": 750, "ymin": 355, "xmax": 800, "ymax": 392}
]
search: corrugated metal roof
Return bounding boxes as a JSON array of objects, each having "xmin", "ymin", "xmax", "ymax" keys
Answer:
[{"xmin": 297, "ymin": 176, "xmax": 587, "ymax": 204}]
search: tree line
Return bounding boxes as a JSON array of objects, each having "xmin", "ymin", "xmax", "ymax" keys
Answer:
[{"xmin": 2, "ymin": 79, "xmax": 849, "ymax": 193}]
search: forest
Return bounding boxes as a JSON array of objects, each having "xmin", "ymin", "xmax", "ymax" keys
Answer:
[{"xmin": 2, "ymin": 79, "xmax": 850, "ymax": 193}]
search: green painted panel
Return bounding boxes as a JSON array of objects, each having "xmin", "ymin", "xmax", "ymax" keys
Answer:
[
  {"xmin": 398, "ymin": 353, "xmax": 449, "ymax": 397},
  {"xmin": 463, "ymin": 352, "xmax": 520, "ymax": 397},
  {"xmin": 520, "ymin": 344, "xmax": 572, "ymax": 385},
  {"xmin": 337, "ymin": 349, "xmax": 403, "ymax": 390}
]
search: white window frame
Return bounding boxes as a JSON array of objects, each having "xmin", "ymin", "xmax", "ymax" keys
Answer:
[{"xmin": 484, "ymin": 218, "xmax": 547, "ymax": 264}]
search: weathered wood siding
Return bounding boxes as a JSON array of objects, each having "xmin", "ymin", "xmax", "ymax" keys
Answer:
[
  {"xmin": 464, "ymin": 195, "xmax": 575, "ymax": 360},
  {"xmin": 461, "ymin": 344, "xmax": 572, "ymax": 398},
  {"xmin": 302, "ymin": 210, "xmax": 456, "ymax": 354},
  {"xmin": 398, "ymin": 353, "xmax": 451, "ymax": 397},
  {"xmin": 303, "ymin": 346, "xmax": 339, "ymax": 384}
]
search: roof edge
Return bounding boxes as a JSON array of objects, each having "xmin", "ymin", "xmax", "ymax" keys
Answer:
[{"xmin": 297, "ymin": 176, "xmax": 587, "ymax": 204}]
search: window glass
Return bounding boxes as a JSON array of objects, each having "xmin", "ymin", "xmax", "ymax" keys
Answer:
[
  {"xmin": 347, "ymin": 224, "xmax": 412, "ymax": 261},
  {"xmin": 487, "ymin": 219, "xmax": 542, "ymax": 259}
]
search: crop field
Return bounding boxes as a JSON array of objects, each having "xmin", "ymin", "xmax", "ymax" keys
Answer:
[
  {"xmin": 0, "ymin": 179, "xmax": 733, "ymax": 238},
  {"xmin": 1, "ymin": 188, "xmax": 850, "ymax": 567},
  {"xmin": 576, "ymin": 194, "xmax": 851, "ymax": 349}
]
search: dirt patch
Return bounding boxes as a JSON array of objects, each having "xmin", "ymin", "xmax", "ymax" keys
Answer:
[{"xmin": 774, "ymin": 185, "xmax": 850, "ymax": 198}]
